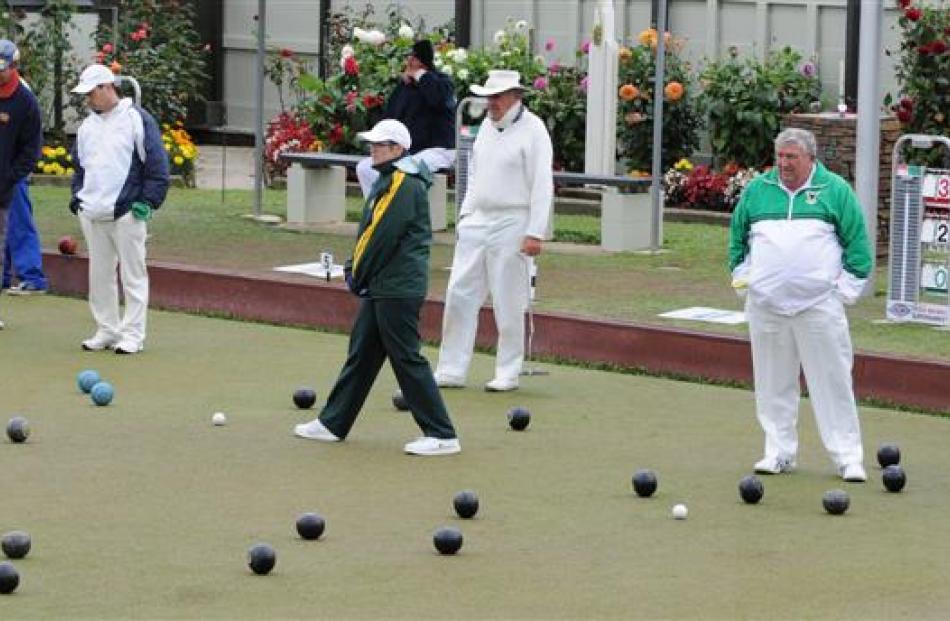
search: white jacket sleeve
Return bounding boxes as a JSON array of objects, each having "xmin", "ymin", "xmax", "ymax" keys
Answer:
[
  {"xmin": 525, "ymin": 120, "xmax": 554, "ymax": 239},
  {"xmin": 458, "ymin": 120, "xmax": 488, "ymax": 220}
]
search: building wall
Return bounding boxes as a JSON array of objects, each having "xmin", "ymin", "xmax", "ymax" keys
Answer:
[{"xmin": 220, "ymin": 0, "xmax": 904, "ymax": 132}]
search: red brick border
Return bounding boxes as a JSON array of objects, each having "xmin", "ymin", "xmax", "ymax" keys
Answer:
[{"xmin": 42, "ymin": 253, "xmax": 949, "ymax": 413}]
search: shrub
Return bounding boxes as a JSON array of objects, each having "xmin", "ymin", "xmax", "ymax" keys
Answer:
[
  {"xmin": 885, "ymin": 1, "xmax": 950, "ymax": 165},
  {"xmin": 697, "ymin": 46, "xmax": 821, "ymax": 168},
  {"xmin": 35, "ymin": 144, "xmax": 74, "ymax": 176},
  {"xmin": 664, "ymin": 159, "xmax": 758, "ymax": 212},
  {"xmin": 92, "ymin": 0, "xmax": 210, "ymax": 125},
  {"xmin": 264, "ymin": 111, "xmax": 322, "ymax": 180},
  {"xmin": 161, "ymin": 122, "xmax": 199, "ymax": 187},
  {"xmin": 616, "ymin": 30, "xmax": 701, "ymax": 173}
]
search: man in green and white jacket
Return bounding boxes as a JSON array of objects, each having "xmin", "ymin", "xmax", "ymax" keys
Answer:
[{"xmin": 729, "ymin": 127, "xmax": 872, "ymax": 483}]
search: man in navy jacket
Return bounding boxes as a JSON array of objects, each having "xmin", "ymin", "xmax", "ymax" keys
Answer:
[
  {"xmin": 69, "ymin": 64, "xmax": 169, "ymax": 354},
  {"xmin": 0, "ymin": 39, "xmax": 41, "ymax": 330}
]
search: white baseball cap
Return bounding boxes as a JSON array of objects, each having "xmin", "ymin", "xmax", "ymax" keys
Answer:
[
  {"xmin": 358, "ymin": 119, "xmax": 411, "ymax": 150},
  {"xmin": 72, "ymin": 64, "xmax": 116, "ymax": 94}
]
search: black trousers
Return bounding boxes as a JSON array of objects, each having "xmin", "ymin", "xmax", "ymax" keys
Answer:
[{"xmin": 320, "ymin": 296, "xmax": 457, "ymax": 440}]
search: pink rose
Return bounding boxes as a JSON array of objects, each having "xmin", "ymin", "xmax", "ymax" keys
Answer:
[
  {"xmin": 533, "ymin": 76, "xmax": 548, "ymax": 90},
  {"xmin": 545, "ymin": 37, "xmax": 555, "ymax": 52}
]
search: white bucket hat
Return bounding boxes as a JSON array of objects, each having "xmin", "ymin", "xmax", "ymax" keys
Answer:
[
  {"xmin": 470, "ymin": 70, "xmax": 527, "ymax": 96},
  {"xmin": 358, "ymin": 119, "xmax": 411, "ymax": 150}
]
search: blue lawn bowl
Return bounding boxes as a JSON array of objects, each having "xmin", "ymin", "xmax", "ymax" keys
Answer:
[
  {"xmin": 90, "ymin": 381, "xmax": 114, "ymax": 407},
  {"xmin": 77, "ymin": 369, "xmax": 101, "ymax": 394}
]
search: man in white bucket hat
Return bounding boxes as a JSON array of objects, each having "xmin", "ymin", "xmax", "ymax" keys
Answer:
[{"xmin": 434, "ymin": 70, "xmax": 553, "ymax": 392}]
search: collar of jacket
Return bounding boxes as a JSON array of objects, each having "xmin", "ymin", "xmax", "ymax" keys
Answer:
[{"xmin": 760, "ymin": 160, "xmax": 831, "ymax": 191}]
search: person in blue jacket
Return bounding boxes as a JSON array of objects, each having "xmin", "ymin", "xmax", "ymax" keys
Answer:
[
  {"xmin": 3, "ymin": 178, "xmax": 49, "ymax": 295},
  {"xmin": 69, "ymin": 64, "xmax": 169, "ymax": 354},
  {"xmin": 0, "ymin": 39, "xmax": 42, "ymax": 330}
]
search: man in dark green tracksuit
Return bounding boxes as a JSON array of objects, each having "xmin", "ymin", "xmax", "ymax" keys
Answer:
[{"xmin": 294, "ymin": 119, "xmax": 460, "ymax": 456}]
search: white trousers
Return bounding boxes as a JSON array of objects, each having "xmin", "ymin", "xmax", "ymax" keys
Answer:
[
  {"xmin": 436, "ymin": 209, "xmax": 530, "ymax": 383},
  {"xmin": 356, "ymin": 148, "xmax": 456, "ymax": 198},
  {"xmin": 79, "ymin": 212, "xmax": 149, "ymax": 347},
  {"xmin": 746, "ymin": 295, "xmax": 864, "ymax": 468}
]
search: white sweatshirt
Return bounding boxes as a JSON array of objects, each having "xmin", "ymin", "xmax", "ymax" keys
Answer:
[{"xmin": 459, "ymin": 105, "xmax": 554, "ymax": 239}]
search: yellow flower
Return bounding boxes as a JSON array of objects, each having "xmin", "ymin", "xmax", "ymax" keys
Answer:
[
  {"xmin": 55, "ymin": 146, "xmax": 66, "ymax": 156},
  {"xmin": 673, "ymin": 158, "xmax": 693, "ymax": 171},
  {"xmin": 164, "ymin": 143, "xmax": 171, "ymax": 152},
  {"xmin": 36, "ymin": 161, "xmax": 44, "ymax": 171},
  {"xmin": 43, "ymin": 164, "xmax": 53, "ymax": 174},
  {"xmin": 162, "ymin": 123, "xmax": 170, "ymax": 130},
  {"xmin": 42, "ymin": 146, "xmax": 54, "ymax": 157},
  {"xmin": 65, "ymin": 167, "xmax": 74, "ymax": 175},
  {"xmin": 173, "ymin": 155, "xmax": 184, "ymax": 166},
  {"xmin": 66, "ymin": 154, "xmax": 72, "ymax": 162}
]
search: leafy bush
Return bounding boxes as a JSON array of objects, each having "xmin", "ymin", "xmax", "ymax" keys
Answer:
[
  {"xmin": 161, "ymin": 122, "xmax": 199, "ymax": 187},
  {"xmin": 264, "ymin": 111, "xmax": 322, "ymax": 180},
  {"xmin": 664, "ymin": 159, "xmax": 758, "ymax": 212},
  {"xmin": 92, "ymin": 0, "xmax": 210, "ymax": 124},
  {"xmin": 616, "ymin": 30, "xmax": 701, "ymax": 173},
  {"xmin": 885, "ymin": 0, "xmax": 950, "ymax": 165},
  {"xmin": 697, "ymin": 46, "xmax": 822, "ymax": 168}
]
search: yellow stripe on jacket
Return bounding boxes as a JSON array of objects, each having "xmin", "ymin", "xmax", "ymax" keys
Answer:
[{"xmin": 352, "ymin": 170, "xmax": 406, "ymax": 273}]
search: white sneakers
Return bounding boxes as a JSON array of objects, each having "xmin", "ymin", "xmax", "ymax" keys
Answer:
[
  {"xmin": 404, "ymin": 437, "xmax": 461, "ymax": 456},
  {"xmin": 753, "ymin": 456, "xmax": 797, "ymax": 475},
  {"xmin": 434, "ymin": 373, "xmax": 466, "ymax": 389},
  {"xmin": 840, "ymin": 463, "xmax": 867, "ymax": 483},
  {"xmin": 293, "ymin": 418, "xmax": 341, "ymax": 442},
  {"xmin": 485, "ymin": 377, "xmax": 519, "ymax": 392},
  {"xmin": 114, "ymin": 341, "xmax": 144, "ymax": 355},
  {"xmin": 82, "ymin": 334, "xmax": 118, "ymax": 351},
  {"xmin": 293, "ymin": 420, "xmax": 460, "ymax": 456}
]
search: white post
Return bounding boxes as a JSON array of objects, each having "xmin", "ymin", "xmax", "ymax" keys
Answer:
[
  {"xmin": 855, "ymin": 0, "xmax": 882, "ymax": 295},
  {"xmin": 253, "ymin": 0, "xmax": 266, "ymax": 218},
  {"xmin": 584, "ymin": 0, "xmax": 618, "ymax": 175},
  {"xmin": 650, "ymin": 0, "xmax": 668, "ymax": 252}
]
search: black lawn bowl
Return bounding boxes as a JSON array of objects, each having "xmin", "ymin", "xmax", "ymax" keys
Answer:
[
  {"xmin": 392, "ymin": 389, "xmax": 409, "ymax": 411},
  {"xmin": 882, "ymin": 465, "xmax": 907, "ymax": 493},
  {"xmin": 0, "ymin": 562, "xmax": 19, "ymax": 595},
  {"xmin": 1, "ymin": 531, "xmax": 31, "ymax": 560},
  {"xmin": 877, "ymin": 443, "xmax": 901, "ymax": 468},
  {"xmin": 507, "ymin": 407, "xmax": 531, "ymax": 431},
  {"xmin": 292, "ymin": 388, "xmax": 317, "ymax": 410},
  {"xmin": 247, "ymin": 543, "xmax": 276, "ymax": 575},
  {"xmin": 453, "ymin": 490, "xmax": 479, "ymax": 519},
  {"xmin": 738, "ymin": 475, "xmax": 765, "ymax": 504},
  {"xmin": 822, "ymin": 489, "xmax": 850, "ymax": 515},
  {"xmin": 5, "ymin": 417, "xmax": 30, "ymax": 443},
  {"xmin": 433, "ymin": 527, "xmax": 463, "ymax": 555},
  {"xmin": 296, "ymin": 513, "xmax": 326, "ymax": 540},
  {"xmin": 632, "ymin": 469, "xmax": 658, "ymax": 498}
]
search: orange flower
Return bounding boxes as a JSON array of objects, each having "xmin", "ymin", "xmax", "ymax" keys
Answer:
[
  {"xmin": 638, "ymin": 28, "xmax": 658, "ymax": 47},
  {"xmin": 618, "ymin": 84, "xmax": 639, "ymax": 101},
  {"xmin": 618, "ymin": 46, "xmax": 633, "ymax": 61},
  {"xmin": 664, "ymin": 81, "xmax": 684, "ymax": 101},
  {"xmin": 109, "ymin": 61, "xmax": 122, "ymax": 74}
]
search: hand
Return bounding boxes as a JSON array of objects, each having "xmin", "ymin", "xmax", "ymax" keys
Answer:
[
  {"xmin": 131, "ymin": 201, "xmax": 152, "ymax": 222},
  {"xmin": 521, "ymin": 236, "xmax": 542, "ymax": 257}
]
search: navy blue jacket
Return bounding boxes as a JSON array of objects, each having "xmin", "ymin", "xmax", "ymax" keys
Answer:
[
  {"xmin": 384, "ymin": 70, "xmax": 456, "ymax": 153},
  {"xmin": 0, "ymin": 79, "xmax": 41, "ymax": 209}
]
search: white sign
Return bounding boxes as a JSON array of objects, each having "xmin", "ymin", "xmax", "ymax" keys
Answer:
[
  {"xmin": 274, "ymin": 262, "xmax": 346, "ymax": 280},
  {"xmin": 658, "ymin": 307, "xmax": 747, "ymax": 325}
]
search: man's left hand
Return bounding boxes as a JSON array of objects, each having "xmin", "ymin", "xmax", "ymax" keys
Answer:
[{"xmin": 521, "ymin": 236, "xmax": 542, "ymax": 256}]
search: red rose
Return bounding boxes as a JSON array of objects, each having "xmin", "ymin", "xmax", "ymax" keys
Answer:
[
  {"xmin": 279, "ymin": 48, "xmax": 294, "ymax": 58},
  {"xmin": 905, "ymin": 7, "xmax": 922, "ymax": 21},
  {"xmin": 918, "ymin": 42, "xmax": 932, "ymax": 55},
  {"xmin": 329, "ymin": 124, "xmax": 344, "ymax": 145},
  {"xmin": 932, "ymin": 40, "xmax": 948, "ymax": 54},
  {"xmin": 897, "ymin": 108, "xmax": 912, "ymax": 123},
  {"xmin": 899, "ymin": 96, "xmax": 913, "ymax": 110},
  {"xmin": 363, "ymin": 93, "xmax": 380, "ymax": 108},
  {"xmin": 343, "ymin": 56, "xmax": 359, "ymax": 76},
  {"xmin": 898, "ymin": 0, "xmax": 911, "ymax": 7}
]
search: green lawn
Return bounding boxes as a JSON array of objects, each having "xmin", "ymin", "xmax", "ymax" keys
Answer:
[
  {"xmin": 2, "ymin": 296, "xmax": 949, "ymax": 619},
  {"xmin": 26, "ymin": 184, "xmax": 950, "ymax": 362}
]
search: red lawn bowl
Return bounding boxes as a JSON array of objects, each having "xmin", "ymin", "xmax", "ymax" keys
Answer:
[{"xmin": 58, "ymin": 235, "xmax": 78, "ymax": 255}]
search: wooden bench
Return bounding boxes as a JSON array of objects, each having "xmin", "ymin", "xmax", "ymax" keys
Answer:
[
  {"xmin": 280, "ymin": 152, "xmax": 449, "ymax": 231},
  {"xmin": 551, "ymin": 172, "xmax": 657, "ymax": 251}
]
